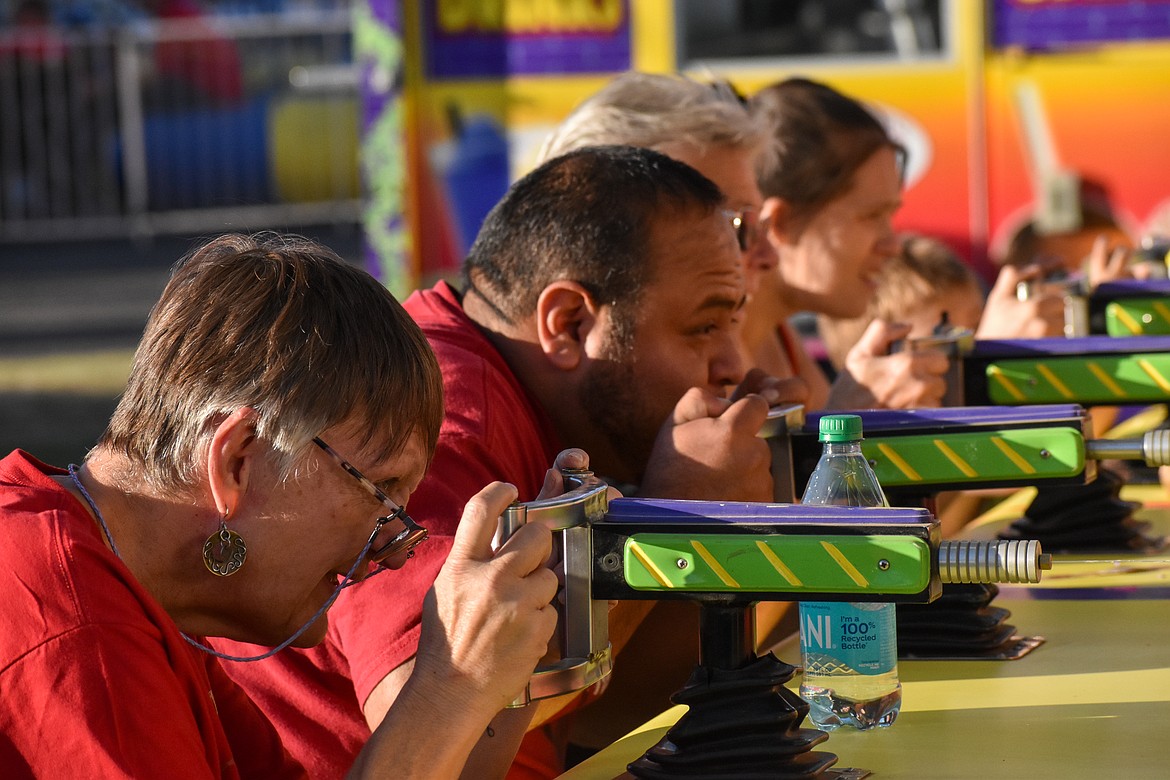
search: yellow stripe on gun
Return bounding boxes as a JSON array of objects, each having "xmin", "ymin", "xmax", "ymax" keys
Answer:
[
  {"xmin": 755, "ymin": 540, "xmax": 803, "ymax": 586},
  {"xmin": 988, "ymin": 365, "xmax": 1027, "ymax": 401},
  {"xmin": 820, "ymin": 541, "xmax": 869, "ymax": 587},
  {"xmin": 1036, "ymin": 364, "xmax": 1074, "ymax": 399},
  {"xmin": 628, "ymin": 542, "xmax": 673, "ymax": 588},
  {"xmin": 1113, "ymin": 306, "xmax": 1142, "ymax": 334},
  {"xmin": 1087, "ymin": 362, "xmax": 1127, "ymax": 398},
  {"xmin": 1153, "ymin": 301, "xmax": 1170, "ymax": 328},
  {"xmin": 933, "ymin": 439, "xmax": 977, "ymax": 477},
  {"xmin": 991, "ymin": 436, "xmax": 1037, "ymax": 474},
  {"xmin": 692, "ymin": 540, "xmax": 740, "ymax": 588},
  {"xmin": 877, "ymin": 442, "xmax": 921, "ymax": 481},
  {"xmin": 1137, "ymin": 358, "xmax": 1170, "ymax": 394}
]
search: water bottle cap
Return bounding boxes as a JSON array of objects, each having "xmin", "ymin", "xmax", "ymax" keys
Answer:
[{"xmin": 819, "ymin": 414, "xmax": 863, "ymax": 442}]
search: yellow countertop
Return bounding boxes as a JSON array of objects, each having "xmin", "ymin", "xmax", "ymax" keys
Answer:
[{"xmin": 559, "ymin": 597, "xmax": 1170, "ymax": 779}]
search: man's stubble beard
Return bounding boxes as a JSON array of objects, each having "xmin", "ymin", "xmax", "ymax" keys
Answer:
[{"xmin": 577, "ymin": 343, "xmax": 663, "ymax": 487}]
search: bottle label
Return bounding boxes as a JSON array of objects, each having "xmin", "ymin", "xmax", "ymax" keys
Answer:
[{"xmin": 799, "ymin": 602, "xmax": 896, "ymax": 676}]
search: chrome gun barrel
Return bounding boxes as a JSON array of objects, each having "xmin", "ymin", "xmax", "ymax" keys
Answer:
[{"xmin": 1085, "ymin": 428, "xmax": 1170, "ymax": 467}]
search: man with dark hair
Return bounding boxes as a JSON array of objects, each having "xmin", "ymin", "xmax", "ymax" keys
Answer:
[
  {"xmin": 458, "ymin": 145, "xmax": 780, "ymax": 494},
  {"xmin": 215, "ymin": 146, "xmax": 806, "ymax": 778}
]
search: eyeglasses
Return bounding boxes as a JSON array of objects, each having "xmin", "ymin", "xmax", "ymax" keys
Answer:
[
  {"xmin": 312, "ymin": 437, "xmax": 428, "ymax": 566},
  {"xmin": 728, "ymin": 209, "xmax": 761, "ymax": 253}
]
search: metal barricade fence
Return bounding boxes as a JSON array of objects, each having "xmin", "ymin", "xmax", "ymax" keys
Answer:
[{"xmin": 0, "ymin": 10, "xmax": 360, "ymax": 242}]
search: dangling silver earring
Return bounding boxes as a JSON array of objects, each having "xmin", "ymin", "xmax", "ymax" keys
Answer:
[{"xmin": 203, "ymin": 518, "xmax": 247, "ymax": 576}]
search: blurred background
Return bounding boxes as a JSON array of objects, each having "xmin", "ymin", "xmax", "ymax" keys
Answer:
[
  {"xmin": 1, "ymin": 0, "xmax": 363, "ymax": 462},
  {"xmin": 3, "ymin": 0, "xmax": 1170, "ymax": 463}
]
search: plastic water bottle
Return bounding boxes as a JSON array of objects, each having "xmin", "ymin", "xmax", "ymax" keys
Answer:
[{"xmin": 798, "ymin": 414, "xmax": 902, "ymax": 730}]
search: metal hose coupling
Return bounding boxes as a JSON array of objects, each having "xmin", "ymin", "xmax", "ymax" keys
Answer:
[
  {"xmin": 937, "ymin": 539, "xmax": 1052, "ymax": 584},
  {"xmin": 1146, "ymin": 428, "xmax": 1170, "ymax": 467}
]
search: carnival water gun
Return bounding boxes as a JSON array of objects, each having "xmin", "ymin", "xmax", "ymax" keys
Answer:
[
  {"xmin": 498, "ymin": 476, "xmax": 1050, "ymax": 778},
  {"xmin": 781, "ymin": 404, "xmax": 1170, "ymax": 498},
  {"xmin": 499, "ymin": 473, "xmax": 1050, "ymax": 707},
  {"xmin": 894, "ymin": 329, "xmax": 1170, "ymax": 407},
  {"xmin": 781, "ymin": 404, "xmax": 1169, "ymax": 554},
  {"xmin": 1089, "ymin": 278, "xmax": 1170, "ymax": 336}
]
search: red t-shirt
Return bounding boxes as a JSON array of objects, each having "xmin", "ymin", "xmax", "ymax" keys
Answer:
[
  {"xmin": 0, "ymin": 450, "xmax": 302, "ymax": 779},
  {"xmin": 214, "ymin": 282, "xmax": 567, "ymax": 778}
]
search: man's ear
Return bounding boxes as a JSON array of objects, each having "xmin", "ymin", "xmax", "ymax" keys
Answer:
[
  {"xmin": 535, "ymin": 281, "xmax": 600, "ymax": 371},
  {"xmin": 206, "ymin": 407, "xmax": 262, "ymax": 518}
]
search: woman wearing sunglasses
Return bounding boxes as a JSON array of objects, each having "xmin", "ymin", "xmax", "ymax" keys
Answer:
[{"xmin": 0, "ymin": 233, "xmax": 568, "ymax": 778}]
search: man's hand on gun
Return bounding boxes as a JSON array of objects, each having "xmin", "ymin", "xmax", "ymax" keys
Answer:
[
  {"xmin": 639, "ymin": 370, "xmax": 807, "ymax": 503},
  {"xmin": 829, "ymin": 319, "xmax": 949, "ymax": 409},
  {"xmin": 977, "ymin": 261, "xmax": 1066, "ymax": 339}
]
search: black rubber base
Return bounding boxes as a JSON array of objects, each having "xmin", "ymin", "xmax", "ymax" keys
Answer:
[
  {"xmin": 897, "ymin": 583, "xmax": 1044, "ymax": 660},
  {"xmin": 627, "ymin": 653, "xmax": 838, "ymax": 779},
  {"xmin": 999, "ymin": 467, "xmax": 1163, "ymax": 553}
]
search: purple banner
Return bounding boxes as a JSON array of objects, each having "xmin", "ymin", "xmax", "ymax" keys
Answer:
[
  {"xmin": 423, "ymin": 0, "xmax": 631, "ymax": 78},
  {"xmin": 993, "ymin": 0, "xmax": 1170, "ymax": 50}
]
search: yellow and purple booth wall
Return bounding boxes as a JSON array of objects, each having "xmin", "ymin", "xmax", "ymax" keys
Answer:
[
  {"xmin": 398, "ymin": 0, "xmax": 1170, "ymax": 290},
  {"xmin": 691, "ymin": 0, "xmax": 987, "ymax": 279},
  {"xmin": 403, "ymin": 0, "xmax": 636, "ymax": 284}
]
